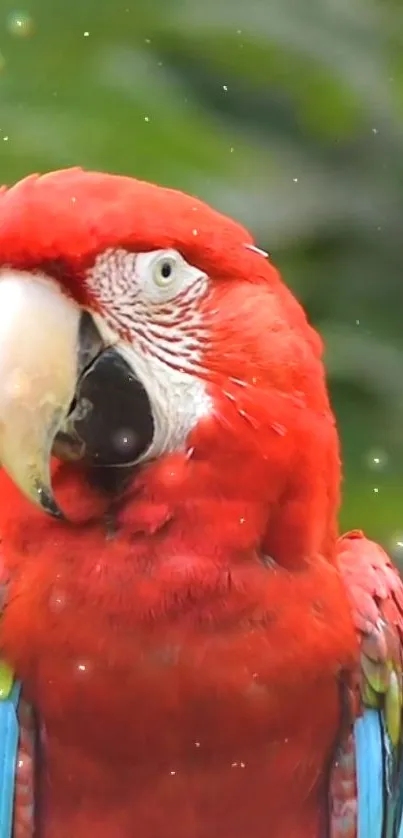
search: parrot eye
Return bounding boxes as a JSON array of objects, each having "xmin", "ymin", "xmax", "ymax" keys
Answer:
[
  {"xmin": 133, "ymin": 248, "xmax": 206, "ymax": 303},
  {"xmin": 152, "ymin": 254, "xmax": 177, "ymax": 288}
]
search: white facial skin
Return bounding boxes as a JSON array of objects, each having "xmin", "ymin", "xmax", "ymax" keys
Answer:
[{"xmin": 86, "ymin": 248, "xmax": 213, "ymax": 461}]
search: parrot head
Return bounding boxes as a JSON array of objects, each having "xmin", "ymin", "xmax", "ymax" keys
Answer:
[{"xmin": 0, "ymin": 168, "xmax": 339, "ymax": 579}]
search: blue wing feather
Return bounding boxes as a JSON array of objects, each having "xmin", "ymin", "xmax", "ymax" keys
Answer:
[
  {"xmin": 0, "ymin": 680, "xmax": 21, "ymax": 838},
  {"xmin": 355, "ymin": 709, "xmax": 384, "ymax": 838}
]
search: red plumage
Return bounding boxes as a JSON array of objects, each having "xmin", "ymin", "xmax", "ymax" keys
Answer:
[{"xmin": 0, "ymin": 169, "xmax": 399, "ymax": 838}]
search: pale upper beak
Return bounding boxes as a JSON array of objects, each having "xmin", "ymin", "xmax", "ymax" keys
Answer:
[
  {"xmin": 0, "ymin": 270, "xmax": 154, "ymax": 518},
  {"xmin": 0, "ymin": 271, "xmax": 84, "ymax": 516}
]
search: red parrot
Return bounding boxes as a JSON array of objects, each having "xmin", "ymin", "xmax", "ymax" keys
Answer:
[{"xmin": 0, "ymin": 168, "xmax": 401, "ymax": 838}]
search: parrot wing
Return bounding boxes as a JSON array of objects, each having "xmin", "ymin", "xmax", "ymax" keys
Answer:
[
  {"xmin": 0, "ymin": 561, "xmax": 35, "ymax": 838},
  {"xmin": 330, "ymin": 530, "xmax": 403, "ymax": 838}
]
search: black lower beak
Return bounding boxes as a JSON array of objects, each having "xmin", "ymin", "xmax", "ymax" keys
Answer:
[
  {"xmin": 60, "ymin": 345, "xmax": 155, "ymax": 468},
  {"xmin": 55, "ymin": 312, "xmax": 155, "ymax": 470}
]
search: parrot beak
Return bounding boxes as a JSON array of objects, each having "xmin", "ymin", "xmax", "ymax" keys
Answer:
[
  {"xmin": 0, "ymin": 270, "xmax": 154, "ymax": 518},
  {"xmin": 0, "ymin": 271, "xmax": 84, "ymax": 517}
]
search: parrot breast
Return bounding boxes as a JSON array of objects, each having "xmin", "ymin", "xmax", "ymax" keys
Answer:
[{"xmin": 0, "ymin": 456, "xmax": 358, "ymax": 838}]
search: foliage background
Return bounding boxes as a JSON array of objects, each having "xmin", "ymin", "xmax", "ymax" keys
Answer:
[{"xmin": 0, "ymin": 0, "xmax": 402, "ymax": 560}]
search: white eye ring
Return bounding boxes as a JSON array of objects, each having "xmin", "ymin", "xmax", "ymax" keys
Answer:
[{"xmin": 152, "ymin": 254, "xmax": 178, "ymax": 288}]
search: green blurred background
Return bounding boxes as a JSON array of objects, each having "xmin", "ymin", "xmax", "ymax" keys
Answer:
[{"xmin": 0, "ymin": 0, "xmax": 402, "ymax": 559}]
